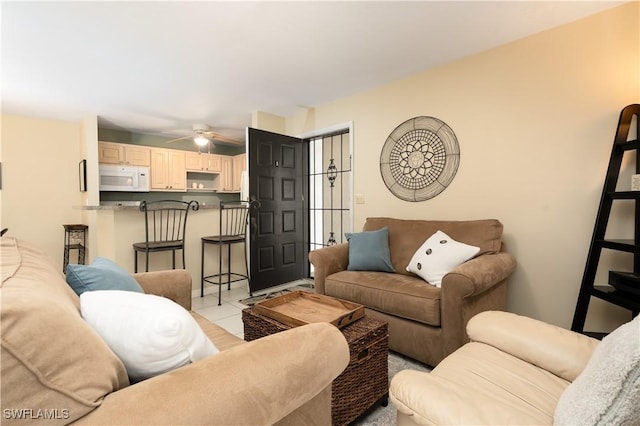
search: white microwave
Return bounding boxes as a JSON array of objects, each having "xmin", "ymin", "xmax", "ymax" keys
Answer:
[{"xmin": 99, "ymin": 165, "xmax": 150, "ymax": 192}]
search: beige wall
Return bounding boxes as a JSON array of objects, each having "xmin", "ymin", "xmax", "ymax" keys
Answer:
[
  {"xmin": 285, "ymin": 2, "xmax": 639, "ymax": 331},
  {"xmin": 1, "ymin": 115, "xmax": 85, "ymax": 269}
]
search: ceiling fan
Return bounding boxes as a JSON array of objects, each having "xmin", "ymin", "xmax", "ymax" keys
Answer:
[{"xmin": 165, "ymin": 124, "xmax": 243, "ymax": 146}]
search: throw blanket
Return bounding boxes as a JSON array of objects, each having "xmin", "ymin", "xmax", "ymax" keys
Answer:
[{"xmin": 554, "ymin": 314, "xmax": 640, "ymax": 425}]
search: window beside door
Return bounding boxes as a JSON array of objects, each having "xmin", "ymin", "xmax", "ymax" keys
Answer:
[{"xmin": 308, "ymin": 130, "xmax": 352, "ymax": 276}]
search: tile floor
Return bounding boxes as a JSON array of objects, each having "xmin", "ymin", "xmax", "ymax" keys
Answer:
[
  {"xmin": 193, "ymin": 279, "xmax": 315, "ymax": 338},
  {"xmin": 192, "ymin": 282, "xmax": 251, "ymax": 339}
]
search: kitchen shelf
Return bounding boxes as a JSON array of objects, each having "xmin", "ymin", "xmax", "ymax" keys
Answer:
[{"xmin": 187, "ymin": 188, "xmax": 217, "ymax": 192}]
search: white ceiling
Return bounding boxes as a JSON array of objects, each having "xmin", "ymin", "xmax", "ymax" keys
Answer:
[{"xmin": 1, "ymin": 1, "xmax": 626, "ymax": 142}]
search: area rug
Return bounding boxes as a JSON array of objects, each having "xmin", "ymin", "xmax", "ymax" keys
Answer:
[
  {"xmin": 238, "ymin": 280, "xmax": 314, "ymax": 306},
  {"xmin": 353, "ymin": 351, "xmax": 431, "ymax": 425}
]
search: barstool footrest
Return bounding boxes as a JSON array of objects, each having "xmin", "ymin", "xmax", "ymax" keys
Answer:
[{"xmin": 202, "ymin": 273, "xmax": 249, "ymax": 285}]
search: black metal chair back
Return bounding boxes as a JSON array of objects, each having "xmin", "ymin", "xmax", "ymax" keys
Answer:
[
  {"xmin": 133, "ymin": 200, "xmax": 199, "ymax": 272},
  {"xmin": 201, "ymin": 200, "xmax": 258, "ymax": 305},
  {"xmin": 219, "ymin": 201, "xmax": 252, "ymax": 239}
]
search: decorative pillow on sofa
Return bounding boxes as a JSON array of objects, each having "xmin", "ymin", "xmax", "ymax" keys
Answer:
[
  {"xmin": 406, "ymin": 230, "xmax": 480, "ymax": 287},
  {"xmin": 66, "ymin": 257, "xmax": 144, "ymax": 296},
  {"xmin": 80, "ymin": 290, "xmax": 219, "ymax": 382},
  {"xmin": 345, "ymin": 226, "xmax": 395, "ymax": 272},
  {"xmin": 554, "ymin": 315, "xmax": 640, "ymax": 426}
]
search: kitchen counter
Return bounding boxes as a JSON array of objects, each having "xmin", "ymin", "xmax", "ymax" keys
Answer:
[{"xmin": 75, "ymin": 202, "xmax": 221, "ymax": 210}]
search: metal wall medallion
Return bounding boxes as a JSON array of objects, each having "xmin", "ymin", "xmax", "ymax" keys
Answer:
[{"xmin": 380, "ymin": 116, "xmax": 460, "ymax": 202}]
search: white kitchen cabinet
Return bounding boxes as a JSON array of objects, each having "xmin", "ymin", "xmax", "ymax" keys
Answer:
[
  {"xmin": 150, "ymin": 148, "xmax": 186, "ymax": 191},
  {"xmin": 98, "ymin": 141, "xmax": 150, "ymax": 166}
]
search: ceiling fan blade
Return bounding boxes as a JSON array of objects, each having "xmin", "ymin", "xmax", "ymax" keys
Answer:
[
  {"xmin": 165, "ymin": 135, "xmax": 191, "ymax": 144},
  {"xmin": 205, "ymin": 131, "xmax": 243, "ymax": 145}
]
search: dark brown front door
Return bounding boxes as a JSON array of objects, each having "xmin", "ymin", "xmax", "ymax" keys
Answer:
[{"xmin": 247, "ymin": 128, "xmax": 306, "ymax": 293}]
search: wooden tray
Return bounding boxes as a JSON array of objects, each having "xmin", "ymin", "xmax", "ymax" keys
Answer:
[{"xmin": 253, "ymin": 291, "xmax": 365, "ymax": 329}]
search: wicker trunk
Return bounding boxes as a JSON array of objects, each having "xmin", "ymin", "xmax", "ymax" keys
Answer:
[{"xmin": 243, "ymin": 308, "xmax": 389, "ymax": 425}]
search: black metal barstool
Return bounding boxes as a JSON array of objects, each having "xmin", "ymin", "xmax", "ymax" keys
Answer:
[
  {"xmin": 201, "ymin": 200, "xmax": 254, "ymax": 305},
  {"xmin": 133, "ymin": 200, "xmax": 199, "ymax": 273},
  {"xmin": 63, "ymin": 224, "xmax": 88, "ymax": 273}
]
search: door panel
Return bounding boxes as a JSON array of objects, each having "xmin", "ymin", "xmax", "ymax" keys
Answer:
[{"xmin": 248, "ymin": 128, "xmax": 306, "ymax": 292}]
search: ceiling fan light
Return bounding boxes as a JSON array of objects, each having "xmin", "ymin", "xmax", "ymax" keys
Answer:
[{"xmin": 194, "ymin": 135, "xmax": 209, "ymax": 146}]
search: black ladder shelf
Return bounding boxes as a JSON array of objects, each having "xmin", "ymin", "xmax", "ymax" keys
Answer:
[{"xmin": 572, "ymin": 104, "xmax": 640, "ymax": 334}]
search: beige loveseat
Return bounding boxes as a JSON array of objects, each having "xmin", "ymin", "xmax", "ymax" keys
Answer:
[
  {"xmin": 309, "ymin": 217, "xmax": 516, "ymax": 366},
  {"xmin": 390, "ymin": 311, "xmax": 639, "ymax": 425},
  {"xmin": 1, "ymin": 237, "xmax": 349, "ymax": 425}
]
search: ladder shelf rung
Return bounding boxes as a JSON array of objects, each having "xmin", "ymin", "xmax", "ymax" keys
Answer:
[
  {"xmin": 608, "ymin": 191, "xmax": 640, "ymax": 199},
  {"xmin": 598, "ymin": 238, "xmax": 640, "ymax": 252},
  {"xmin": 616, "ymin": 139, "xmax": 640, "ymax": 150},
  {"xmin": 591, "ymin": 285, "xmax": 640, "ymax": 311}
]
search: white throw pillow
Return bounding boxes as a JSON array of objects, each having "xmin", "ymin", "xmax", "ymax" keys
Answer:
[
  {"xmin": 406, "ymin": 230, "xmax": 480, "ymax": 287},
  {"xmin": 80, "ymin": 290, "xmax": 218, "ymax": 382}
]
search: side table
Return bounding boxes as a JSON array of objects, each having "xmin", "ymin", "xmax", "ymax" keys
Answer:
[
  {"xmin": 63, "ymin": 224, "xmax": 87, "ymax": 273},
  {"xmin": 242, "ymin": 307, "xmax": 389, "ymax": 426}
]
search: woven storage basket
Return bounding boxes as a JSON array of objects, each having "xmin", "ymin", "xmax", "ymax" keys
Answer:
[{"xmin": 242, "ymin": 308, "xmax": 388, "ymax": 425}]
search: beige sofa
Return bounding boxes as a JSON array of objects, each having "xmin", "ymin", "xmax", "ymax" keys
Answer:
[
  {"xmin": 1, "ymin": 237, "xmax": 349, "ymax": 425},
  {"xmin": 309, "ymin": 217, "xmax": 516, "ymax": 366},
  {"xmin": 390, "ymin": 310, "xmax": 640, "ymax": 425}
]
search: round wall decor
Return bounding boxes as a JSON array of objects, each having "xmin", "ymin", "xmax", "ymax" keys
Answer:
[{"xmin": 380, "ymin": 116, "xmax": 460, "ymax": 202}]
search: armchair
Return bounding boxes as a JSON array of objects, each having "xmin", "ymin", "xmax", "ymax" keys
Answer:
[
  {"xmin": 309, "ymin": 217, "xmax": 516, "ymax": 366},
  {"xmin": 390, "ymin": 311, "xmax": 639, "ymax": 425}
]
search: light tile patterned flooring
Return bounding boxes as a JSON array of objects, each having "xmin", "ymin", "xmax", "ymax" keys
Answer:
[
  {"xmin": 192, "ymin": 283, "xmax": 251, "ymax": 339},
  {"xmin": 193, "ymin": 279, "xmax": 314, "ymax": 339}
]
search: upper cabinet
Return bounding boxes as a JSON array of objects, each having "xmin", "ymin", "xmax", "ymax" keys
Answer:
[
  {"xmin": 98, "ymin": 141, "xmax": 150, "ymax": 166},
  {"xmin": 150, "ymin": 148, "xmax": 186, "ymax": 191},
  {"xmin": 232, "ymin": 153, "xmax": 246, "ymax": 192},
  {"xmin": 219, "ymin": 156, "xmax": 234, "ymax": 192},
  {"xmin": 185, "ymin": 152, "xmax": 222, "ymax": 173}
]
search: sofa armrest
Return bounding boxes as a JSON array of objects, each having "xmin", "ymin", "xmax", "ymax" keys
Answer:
[
  {"xmin": 308, "ymin": 243, "xmax": 349, "ymax": 294},
  {"xmin": 444, "ymin": 252, "xmax": 516, "ymax": 297},
  {"xmin": 467, "ymin": 311, "xmax": 599, "ymax": 381},
  {"xmin": 132, "ymin": 269, "xmax": 192, "ymax": 311},
  {"xmin": 74, "ymin": 322, "xmax": 350, "ymax": 425},
  {"xmin": 438, "ymin": 252, "xmax": 516, "ymax": 360}
]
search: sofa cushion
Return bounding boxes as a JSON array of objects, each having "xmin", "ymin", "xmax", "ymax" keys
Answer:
[
  {"xmin": 345, "ymin": 226, "xmax": 395, "ymax": 272},
  {"xmin": 66, "ymin": 257, "xmax": 144, "ymax": 296},
  {"xmin": 81, "ymin": 290, "xmax": 219, "ymax": 382},
  {"xmin": 363, "ymin": 218, "xmax": 503, "ymax": 276},
  {"xmin": 325, "ymin": 270, "xmax": 441, "ymax": 326},
  {"xmin": 406, "ymin": 230, "xmax": 480, "ymax": 287},
  {"xmin": 554, "ymin": 315, "xmax": 640, "ymax": 426},
  {"xmin": 1, "ymin": 238, "xmax": 129, "ymax": 424}
]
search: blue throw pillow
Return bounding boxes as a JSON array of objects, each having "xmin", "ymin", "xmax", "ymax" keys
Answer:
[
  {"xmin": 66, "ymin": 257, "xmax": 144, "ymax": 296},
  {"xmin": 345, "ymin": 227, "xmax": 395, "ymax": 272}
]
